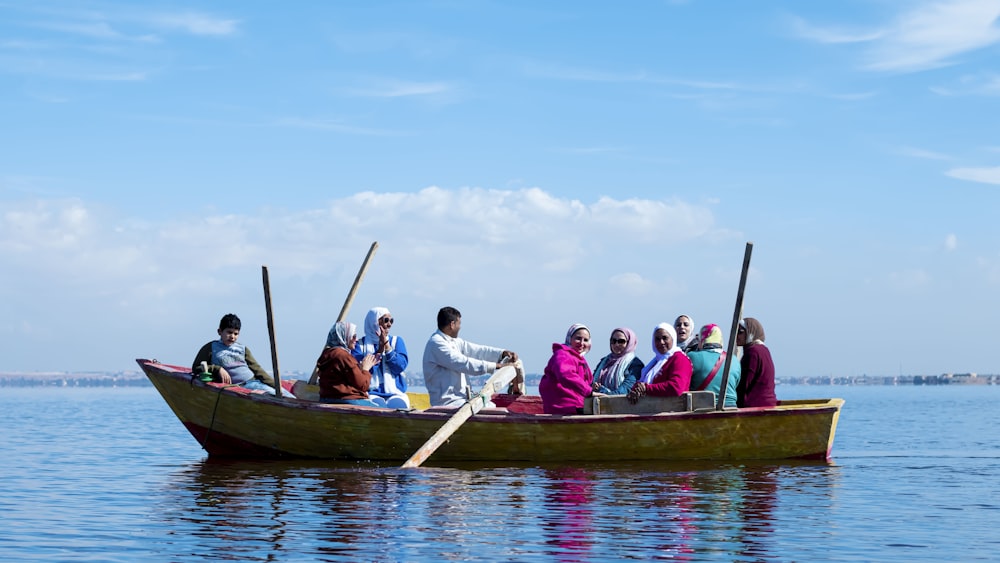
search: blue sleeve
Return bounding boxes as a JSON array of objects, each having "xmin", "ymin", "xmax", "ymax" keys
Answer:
[
  {"xmin": 384, "ymin": 336, "xmax": 409, "ymax": 392},
  {"xmin": 615, "ymin": 357, "xmax": 644, "ymax": 395}
]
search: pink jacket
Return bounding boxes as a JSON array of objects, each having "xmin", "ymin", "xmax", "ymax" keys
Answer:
[{"xmin": 539, "ymin": 343, "xmax": 594, "ymax": 414}]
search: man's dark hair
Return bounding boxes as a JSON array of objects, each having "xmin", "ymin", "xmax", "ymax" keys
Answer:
[
  {"xmin": 219, "ymin": 313, "xmax": 241, "ymax": 331},
  {"xmin": 437, "ymin": 306, "xmax": 461, "ymax": 330}
]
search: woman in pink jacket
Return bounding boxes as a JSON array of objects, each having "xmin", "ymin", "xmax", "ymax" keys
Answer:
[
  {"xmin": 539, "ymin": 323, "xmax": 594, "ymax": 414},
  {"xmin": 628, "ymin": 322, "xmax": 692, "ymax": 403}
]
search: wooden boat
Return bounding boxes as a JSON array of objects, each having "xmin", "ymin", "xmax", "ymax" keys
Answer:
[{"xmin": 138, "ymin": 358, "xmax": 844, "ymax": 463}]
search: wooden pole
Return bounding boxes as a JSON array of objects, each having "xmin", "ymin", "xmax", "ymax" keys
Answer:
[
  {"xmin": 262, "ymin": 265, "xmax": 283, "ymax": 398},
  {"xmin": 308, "ymin": 241, "xmax": 380, "ymax": 386},
  {"xmin": 716, "ymin": 242, "xmax": 753, "ymax": 411},
  {"xmin": 338, "ymin": 241, "xmax": 379, "ymax": 323},
  {"xmin": 402, "ymin": 363, "xmax": 522, "ymax": 468}
]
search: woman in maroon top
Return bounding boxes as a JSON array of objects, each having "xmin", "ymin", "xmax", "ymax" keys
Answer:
[
  {"xmin": 317, "ymin": 321, "xmax": 380, "ymax": 406},
  {"xmin": 735, "ymin": 317, "xmax": 777, "ymax": 408},
  {"xmin": 628, "ymin": 323, "xmax": 692, "ymax": 403}
]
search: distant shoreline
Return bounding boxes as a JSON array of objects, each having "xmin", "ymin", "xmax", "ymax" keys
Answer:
[{"xmin": 1, "ymin": 371, "xmax": 997, "ymax": 387}]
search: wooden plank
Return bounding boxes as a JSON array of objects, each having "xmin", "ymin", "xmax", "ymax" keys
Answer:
[{"xmin": 585, "ymin": 391, "xmax": 716, "ymax": 415}]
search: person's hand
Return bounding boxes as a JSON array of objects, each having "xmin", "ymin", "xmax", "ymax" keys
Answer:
[
  {"xmin": 378, "ymin": 330, "xmax": 390, "ymax": 353},
  {"xmin": 218, "ymin": 367, "xmax": 232, "ymax": 384},
  {"xmin": 501, "ymin": 350, "xmax": 518, "ymax": 364},
  {"xmin": 592, "ymin": 381, "xmax": 602, "ymax": 393},
  {"xmin": 361, "ymin": 354, "xmax": 378, "ymax": 372},
  {"xmin": 627, "ymin": 382, "xmax": 646, "ymax": 404}
]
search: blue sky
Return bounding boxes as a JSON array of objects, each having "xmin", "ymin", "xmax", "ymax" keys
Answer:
[{"xmin": 2, "ymin": 0, "xmax": 999, "ymax": 379}]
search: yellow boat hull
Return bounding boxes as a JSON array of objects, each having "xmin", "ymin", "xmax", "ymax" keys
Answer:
[{"xmin": 139, "ymin": 359, "xmax": 842, "ymax": 463}]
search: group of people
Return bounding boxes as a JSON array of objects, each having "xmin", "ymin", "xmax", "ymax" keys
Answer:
[
  {"xmin": 192, "ymin": 310, "xmax": 776, "ymax": 415},
  {"xmin": 538, "ymin": 315, "xmax": 777, "ymax": 415},
  {"xmin": 193, "ymin": 306, "xmax": 517, "ymax": 410}
]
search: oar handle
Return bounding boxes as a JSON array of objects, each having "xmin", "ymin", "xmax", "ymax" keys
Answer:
[{"xmin": 401, "ymin": 362, "xmax": 521, "ymax": 468}]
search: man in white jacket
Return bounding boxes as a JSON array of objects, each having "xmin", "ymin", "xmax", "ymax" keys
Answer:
[{"xmin": 422, "ymin": 306, "xmax": 518, "ymax": 407}]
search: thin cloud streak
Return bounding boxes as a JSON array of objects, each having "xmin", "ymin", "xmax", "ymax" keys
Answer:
[
  {"xmin": 792, "ymin": 0, "xmax": 1000, "ymax": 73},
  {"xmin": 947, "ymin": 165, "xmax": 1000, "ymax": 185}
]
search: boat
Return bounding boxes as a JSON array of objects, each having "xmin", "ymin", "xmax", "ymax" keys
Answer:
[{"xmin": 138, "ymin": 358, "xmax": 844, "ymax": 463}]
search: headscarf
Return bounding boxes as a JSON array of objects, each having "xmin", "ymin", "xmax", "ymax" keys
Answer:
[
  {"xmin": 739, "ymin": 317, "xmax": 766, "ymax": 346},
  {"xmin": 595, "ymin": 327, "xmax": 638, "ymax": 390},
  {"xmin": 675, "ymin": 314, "xmax": 698, "ymax": 352},
  {"xmin": 363, "ymin": 307, "xmax": 391, "ymax": 343},
  {"xmin": 564, "ymin": 323, "xmax": 592, "ymax": 356},
  {"xmin": 640, "ymin": 323, "xmax": 680, "ymax": 383},
  {"xmin": 697, "ymin": 324, "xmax": 724, "ymax": 351},
  {"xmin": 325, "ymin": 321, "xmax": 356, "ymax": 350}
]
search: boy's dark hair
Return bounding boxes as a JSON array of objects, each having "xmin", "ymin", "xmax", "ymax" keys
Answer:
[
  {"xmin": 219, "ymin": 313, "xmax": 241, "ymax": 331},
  {"xmin": 437, "ymin": 306, "xmax": 461, "ymax": 329}
]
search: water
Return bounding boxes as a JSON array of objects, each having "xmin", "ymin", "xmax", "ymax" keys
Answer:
[{"xmin": 1, "ymin": 385, "xmax": 998, "ymax": 562}]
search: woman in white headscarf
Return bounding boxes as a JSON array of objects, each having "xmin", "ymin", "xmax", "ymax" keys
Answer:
[
  {"xmin": 353, "ymin": 307, "xmax": 410, "ymax": 409},
  {"xmin": 591, "ymin": 327, "xmax": 644, "ymax": 395},
  {"xmin": 316, "ymin": 321, "xmax": 379, "ymax": 406},
  {"xmin": 628, "ymin": 323, "xmax": 693, "ymax": 403},
  {"xmin": 674, "ymin": 314, "xmax": 698, "ymax": 352}
]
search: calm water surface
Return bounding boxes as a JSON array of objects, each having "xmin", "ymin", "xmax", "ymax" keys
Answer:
[{"xmin": 1, "ymin": 385, "xmax": 998, "ymax": 562}]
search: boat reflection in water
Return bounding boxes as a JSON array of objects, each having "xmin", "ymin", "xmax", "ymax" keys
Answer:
[{"xmin": 154, "ymin": 459, "xmax": 839, "ymax": 561}]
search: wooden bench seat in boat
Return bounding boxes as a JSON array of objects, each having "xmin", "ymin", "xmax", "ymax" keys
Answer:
[{"xmin": 584, "ymin": 391, "xmax": 717, "ymax": 415}]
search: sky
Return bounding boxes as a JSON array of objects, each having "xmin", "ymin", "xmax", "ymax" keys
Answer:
[{"xmin": 2, "ymin": 0, "xmax": 999, "ymax": 379}]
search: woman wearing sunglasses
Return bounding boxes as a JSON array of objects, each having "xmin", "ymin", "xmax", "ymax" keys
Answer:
[
  {"xmin": 590, "ymin": 327, "xmax": 644, "ymax": 395},
  {"xmin": 353, "ymin": 306, "xmax": 411, "ymax": 409}
]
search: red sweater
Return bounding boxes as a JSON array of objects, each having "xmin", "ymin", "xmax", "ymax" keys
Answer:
[
  {"xmin": 646, "ymin": 353, "xmax": 693, "ymax": 397},
  {"xmin": 737, "ymin": 344, "xmax": 776, "ymax": 408}
]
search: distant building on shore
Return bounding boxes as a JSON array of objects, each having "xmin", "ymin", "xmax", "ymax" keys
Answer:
[{"xmin": 0, "ymin": 370, "xmax": 997, "ymax": 387}]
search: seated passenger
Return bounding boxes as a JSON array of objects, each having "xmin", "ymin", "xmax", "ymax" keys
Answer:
[
  {"xmin": 192, "ymin": 313, "xmax": 294, "ymax": 397},
  {"xmin": 591, "ymin": 327, "xmax": 643, "ymax": 395},
  {"xmin": 316, "ymin": 321, "xmax": 379, "ymax": 406},
  {"xmin": 353, "ymin": 306, "xmax": 410, "ymax": 409},
  {"xmin": 736, "ymin": 317, "xmax": 777, "ymax": 408},
  {"xmin": 674, "ymin": 314, "xmax": 699, "ymax": 352},
  {"xmin": 628, "ymin": 323, "xmax": 692, "ymax": 403},
  {"xmin": 539, "ymin": 323, "xmax": 594, "ymax": 415},
  {"xmin": 688, "ymin": 324, "xmax": 741, "ymax": 408}
]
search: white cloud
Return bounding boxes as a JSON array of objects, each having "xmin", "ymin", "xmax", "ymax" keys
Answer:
[
  {"xmin": 146, "ymin": 13, "xmax": 240, "ymax": 36},
  {"xmin": 789, "ymin": 16, "xmax": 886, "ymax": 44},
  {"xmin": 931, "ymin": 72, "xmax": 1000, "ymax": 96},
  {"xmin": 342, "ymin": 79, "xmax": 454, "ymax": 99},
  {"xmin": 946, "ymin": 166, "xmax": 1000, "ymax": 185},
  {"xmin": 272, "ymin": 117, "xmax": 409, "ymax": 136},
  {"xmin": 0, "ymin": 189, "xmax": 732, "ymax": 372},
  {"xmin": 793, "ymin": 0, "xmax": 1000, "ymax": 73},
  {"xmin": 945, "ymin": 233, "xmax": 958, "ymax": 250},
  {"xmin": 895, "ymin": 146, "xmax": 953, "ymax": 160}
]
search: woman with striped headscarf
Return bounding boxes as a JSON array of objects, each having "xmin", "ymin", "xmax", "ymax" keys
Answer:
[{"xmin": 688, "ymin": 324, "xmax": 741, "ymax": 408}]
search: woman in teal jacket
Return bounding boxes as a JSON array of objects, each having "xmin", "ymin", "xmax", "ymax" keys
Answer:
[{"xmin": 687, "ymin": 324, "xmax": 741, "ymax": 408}]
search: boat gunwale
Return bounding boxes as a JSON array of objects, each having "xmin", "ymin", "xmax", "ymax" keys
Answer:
[{"xmin": 137, "ymin": 358, "xmax": 844, "ymax": 424}]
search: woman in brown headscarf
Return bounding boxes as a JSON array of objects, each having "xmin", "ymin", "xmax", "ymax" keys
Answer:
[{"xmin": 735, "ymin": 317, "xmax": 776, "ymax": 408}]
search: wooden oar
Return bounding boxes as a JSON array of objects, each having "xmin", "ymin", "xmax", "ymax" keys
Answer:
[
  {"xmin": 716, "ymin": 242, "xmax": 753, "ymax": 410},
  {"xmin": 261, "ymin": 265, "xmax": 283, "ymax": 398},
  {"xmin": 337, "ymin": 241, "xmax": 379, "ymax": 323},
  {"xmin": 308, "ymin": 241, "xmax": 379, "ymax": 385},
  {"xmin": 401, "ymin": 362, "xmax": 522, "ymax": 468}
]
